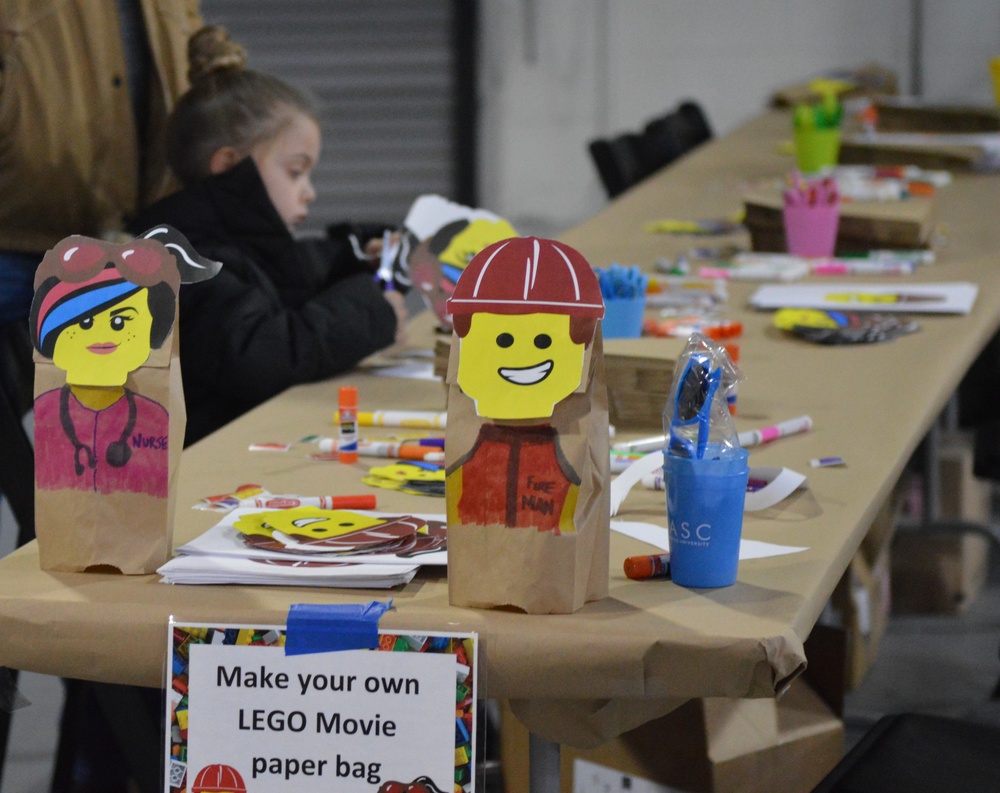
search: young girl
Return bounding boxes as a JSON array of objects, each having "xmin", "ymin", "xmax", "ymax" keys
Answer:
[{"xmin": 130, "ymin": 25, "xmax": 406, "ymax": 445}]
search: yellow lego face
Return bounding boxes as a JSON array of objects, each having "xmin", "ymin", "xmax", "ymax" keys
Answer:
[
  {"xmin": 235, "ymin": 508, "xmax": 384, "ymax": 539},
  {"xmin": 52, "ymin": 289, "xmax": 154, "ymax": 386},
  {"xmin": 456, "ymin": 312, "xmax": 584, "ymax": 419},
  {"xmin": 369, "ymin": 463, "xmax": 445, "ymax": 482},
  {"xmin": 437, "ymin": 218, "xmax": 519, "ymax": 270}
]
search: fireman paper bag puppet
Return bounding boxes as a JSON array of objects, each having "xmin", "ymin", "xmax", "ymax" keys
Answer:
[
  {"xmin": 445, "ymin": 236, "xmax": 610, "ymax": 614},
  {"xmin": 390, "ymin": 194, "xmax": 518, "ymax": 328},
  {"xmin": 30, "ymin": 225, "xmax": 220, "ymax": 573}
]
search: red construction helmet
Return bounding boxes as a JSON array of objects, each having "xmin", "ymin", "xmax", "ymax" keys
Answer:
[
  {"xmin": 191, "ymin": 764, "xmax": 247, "ymax": 793},
  {"xmin": 446, "ymin": 236, "xmax": 604, "ymax": 320}
]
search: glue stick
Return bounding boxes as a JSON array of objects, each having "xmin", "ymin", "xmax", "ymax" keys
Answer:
[{"xmin": 337, "ymin": 386, "xmax": 359, "ymax": 463}]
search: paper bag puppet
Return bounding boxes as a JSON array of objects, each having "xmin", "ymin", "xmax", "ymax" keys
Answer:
[
  {"xmin": 29, "ymin": 225, "xmax": 220, "ymax": 573},
  {"xmin": 389, "ymin": 194, "xmax": 517, "ymax": 328},
  {"xmin": 445, "ymin": 236, "xmax": 610, "ymax": 614}
]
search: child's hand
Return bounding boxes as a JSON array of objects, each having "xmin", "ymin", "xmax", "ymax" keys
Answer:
[
  {"xmin": 384, "ymin": 290, "xmax": 408, "ymax": 344},
  {"xmin": 364, "ymin": 231, "xmax": 399, "ymax": 261}
]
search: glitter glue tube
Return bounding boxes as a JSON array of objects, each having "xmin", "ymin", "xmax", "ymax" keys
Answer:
[{"xmin": 338, "ymin": 387, "xmax": 359, "ymax": 463}]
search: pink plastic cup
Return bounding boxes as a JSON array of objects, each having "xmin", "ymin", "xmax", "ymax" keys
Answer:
[{"xmin": 783, "ymin": 203, "xmax": 840, "ymax": 257}]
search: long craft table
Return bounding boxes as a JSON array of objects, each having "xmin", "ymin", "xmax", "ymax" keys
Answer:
[{"xmin": 2, "ymin": 109, "xmax": 999, "ymax": 749}]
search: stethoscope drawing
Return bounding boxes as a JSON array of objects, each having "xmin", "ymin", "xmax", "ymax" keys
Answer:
[{"xmin": 59, "ymin": 385, "xmax": 137, "ymax": 476}]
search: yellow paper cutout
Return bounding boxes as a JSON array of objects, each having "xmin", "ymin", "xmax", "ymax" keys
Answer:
[
  {"xmin": 233, "ymin": 507, "xmax": 385, "ymax": 541},
  {"xmin": 456, "ymin": 312, "xmax": 584, "ymax": 419},
  {"xmin": 438, "ymin": 218, "xmax": 518, "ymax": 270},
  {"xmin": 52, "ymin": 288, "xmax": 155, "ymax": 386},
  {"xmin": 368, "ymin": 462, "xmax": 446, "ymax": 483}
]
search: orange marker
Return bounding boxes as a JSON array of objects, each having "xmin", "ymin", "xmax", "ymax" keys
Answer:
[{"xmin": 624, "ymin": 553, "xmax": 671, "ymax": 580}]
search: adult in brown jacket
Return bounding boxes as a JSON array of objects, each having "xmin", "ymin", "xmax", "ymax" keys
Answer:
[{"xmin": 0, "ymin": 0, "xmax": 202, "ymax": 323}]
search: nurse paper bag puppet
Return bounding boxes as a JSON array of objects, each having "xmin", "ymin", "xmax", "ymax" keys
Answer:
[
  {"xmin": 30, "ymin": 226, "xmax": 220, "ymax": 573},
  {"xmin": 444, "ymin": 236, "xmax": 610, "ymax": 614}
]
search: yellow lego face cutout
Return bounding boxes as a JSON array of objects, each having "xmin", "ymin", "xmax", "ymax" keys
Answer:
[
  {"xmin": 456, "ymin": 312, "xmax": 585, "ymax": 419},
  {"xmin": 368, "ymin": 463, "xmax": 445, "ymax": 483},
  {"xmin": 52, "ymin": 289, "xmax": 155, "ymax": 386},
  {"xmin": 234, "ymin": 508, "xmax": 384, "ymax": 540},
  {"xmin": 437, "ymin": 218, "xmax": 519, "ymax": 270}
]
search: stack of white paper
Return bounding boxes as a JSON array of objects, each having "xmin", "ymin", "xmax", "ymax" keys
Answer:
[{"xmin": 158, "ymin": 508, "xmax": 447, "ymax": 588}]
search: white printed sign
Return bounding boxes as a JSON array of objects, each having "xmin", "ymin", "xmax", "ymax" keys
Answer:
[{"xmin": 167, "ymin": 624, "xmax": 477, "ymax": 793}]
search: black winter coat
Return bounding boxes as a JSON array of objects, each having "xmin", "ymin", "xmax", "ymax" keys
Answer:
[{"xmin": 130, "ymin": 158, "xmax": 397, "ymax": 445}]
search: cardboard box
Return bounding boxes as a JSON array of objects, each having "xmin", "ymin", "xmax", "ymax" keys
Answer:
[
  {"xmin": 891, "ymin": 531, "xmax": 992, "ymax": 614},
  {"xmin": 500, "ymin": 681, "xmax": 843, "ymax": 793},
  {"xmin": 891, "ymin": 430, "xmax": 994, "ymax": 614},
  {"xmin": 819, "ymin": 477, "xmax": 903, "ymax": 690},
  {"xmin": 873, "ymin": 100, "xmax": 1000, "ymax": 133},
  {"xmin": 938, "ymin": 432, "xmax": 993, "ymax": 524},
  {"xmin": 742, "ymin": 189, "xmax": 935, "ymax": 254}
]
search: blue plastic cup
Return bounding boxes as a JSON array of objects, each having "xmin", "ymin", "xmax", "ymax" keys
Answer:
[
  {"xmin": 602, "ymin": 295, "xmax": 646, "ymax": 338},
  {"xmin": 663, "ymin": 448, "xmax": 749, "ymax": 588}
]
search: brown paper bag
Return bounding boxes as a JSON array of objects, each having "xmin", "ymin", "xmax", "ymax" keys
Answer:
[
  {"xmin": 443, "ymin": 236, "xmax": 610, "ymax": 614},
  {"xmin": 29, "ymin": 228, "xmax": 219, "ymax": 573}
]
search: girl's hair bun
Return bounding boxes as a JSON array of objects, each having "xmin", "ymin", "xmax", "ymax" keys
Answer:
[{"xmin": 187, "ymin": 25, "xmax": 248, "ymax": 84}]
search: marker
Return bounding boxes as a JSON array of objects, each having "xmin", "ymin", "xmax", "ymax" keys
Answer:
[
  {"xmin": 624, "ymin": 553, "xmax": 671, "ymax": 580},
  {"xmin": 318, "ymin": 438, "xmax": 444, "ymax": 461},
  {"xmin": 611, "ymin": 434, "xmax": 670, "ymax": 454},
  {"xmin": 357, "ymin": 410, "xmax": 448, "ymax": 429},
  {"xmin": 239, "ymin": 494, "xmax": 377, "ymax": 510},
  {"xmin": 737, "ymin": 415, "xmax": 813, "ymax": 448},
  {"xmin": 810, "ymin": 261, "xmax": 914, "ymax": 276},
  {"xmin": 610, "ymin": 451, "xmax": 647, "ymax": 473}
]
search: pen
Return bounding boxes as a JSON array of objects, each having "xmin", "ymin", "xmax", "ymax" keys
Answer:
[
  {"xmin": 356, "ymin": 410, "xmax": 448, "ymax": 429},
  {"xmin": 738, "ymin": 415, "xmax": 813, "ymax": 448},
  {"xmin": 624, "ymin": 553, "xmax": 671, "ymax": 580},
  {"xmin": 239, "ymin": 494, "xmax": 377, "ymax": 510},
  {"xmin": 377, "ymin": 229, "xmax": 395, "ymax": 289}
]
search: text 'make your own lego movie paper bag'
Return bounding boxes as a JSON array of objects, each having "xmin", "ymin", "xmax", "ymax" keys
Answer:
[
  {"xmin": 30, "ymin": 226, "xmax": 220, "ymax": 573},
  {"xmin": 445, "ymin": 236, "xmax": 610, "ymax": 614}
]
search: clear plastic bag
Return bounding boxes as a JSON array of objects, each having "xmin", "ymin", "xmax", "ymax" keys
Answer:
[{"xmin": 663, "ymin": 333, "xmax": 743, "ymax": 459}]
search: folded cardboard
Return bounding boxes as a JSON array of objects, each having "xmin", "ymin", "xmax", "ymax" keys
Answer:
[
  {"xmin": 874, "ymin": 100, "xmax": 1000, "ymax": 133},
  {"xmin": 743, "ymin": 188, "xmax": 935, "ymax": 253},
  {"xmin": 838, "ymin": 139, "xmax": 983, "ymax": 172},
  {"xmin": 769, "ymin": 63, "xmax": 898, "ymax": 108},
  {"xmin": 602, "ymin": 335, "xmax": 685, "ymax": 430},
  {"xmin": 500, "ymin": 680, "xmax": 843, "ymax": 793}
]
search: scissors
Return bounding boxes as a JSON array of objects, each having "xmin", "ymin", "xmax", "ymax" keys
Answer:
[{"xmin": 668, "ymin": 351, "xmax": 722, "ymax": 459}]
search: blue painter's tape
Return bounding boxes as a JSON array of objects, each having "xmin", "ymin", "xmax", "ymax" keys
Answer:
[{"xmin": 284, "ymin": 600, "xmax": 392, "ymax": 655}]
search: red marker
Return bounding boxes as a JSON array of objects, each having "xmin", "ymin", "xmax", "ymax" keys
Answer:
[{"xmin": 240, "ymin": 494, "xmax": 377, "ymax": 510}]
